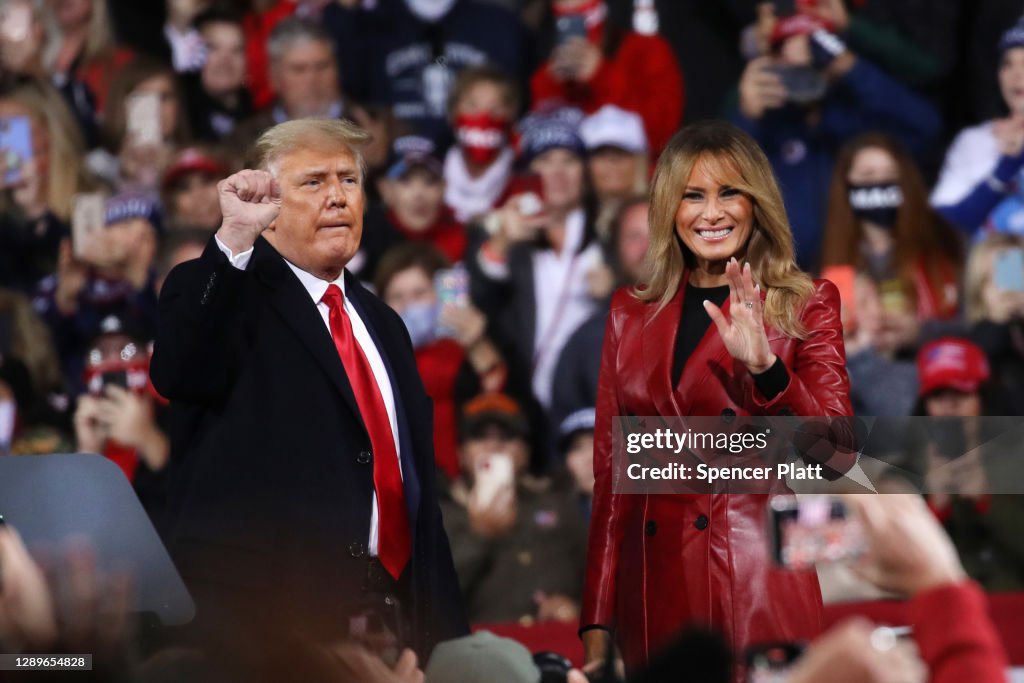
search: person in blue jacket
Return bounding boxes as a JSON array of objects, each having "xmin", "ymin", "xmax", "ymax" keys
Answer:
[{"xmin": 729, "ymin": 13, "xmax": 940, "ymax": 272}]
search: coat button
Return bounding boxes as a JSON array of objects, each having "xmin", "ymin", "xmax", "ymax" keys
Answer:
[
  {"xmin": 720, "ymin": 408, "xmax": 736, "ymax": 423},
  {"xmin": 645, "ymin": 520, "xmax": 657, "ymax": 536},
  {"xmin": 348, "ymin": 542, "xmax": 366, "ymax": 558},
  {"xmin": 356, "ymin": 450, "xmax": 372, "ymax": 465},
  {"xmin": 694, "ymin": 515, "xmax": 709, "ymax": 531}
]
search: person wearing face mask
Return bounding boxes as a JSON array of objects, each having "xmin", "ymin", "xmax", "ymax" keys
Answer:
[
  {"xmin": 468, "ymin": 106, "xmax": 607, "ymax": 432},
  {"xmin": 821, "ymin": 134, "xmax": 963, "ymax": 344},
  {"xmin": 730, "ymin": 8, "xmax": 940, "ymax": 271},
  {"xmin": 443, "ymin": 65, "xmax": 519, "ymax": 224},
  {"xmin": 932, "ymin": 17, "xmax": 1024, "ymax": 235},
  {"xmin": 531, "ymin": 0, "xmax": 683, "ymax": 155},
  {"xmin": 375, "ymin": 243, "xmax": 507, "ymax": 480}
]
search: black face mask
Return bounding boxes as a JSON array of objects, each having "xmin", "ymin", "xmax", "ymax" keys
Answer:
[{"xmin": 848, "ymin": 183, "xmax": 903, "ymax": 229}]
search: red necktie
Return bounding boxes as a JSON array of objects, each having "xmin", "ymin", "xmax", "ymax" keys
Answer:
[{"xmin": 322, "ymin": 284, "xmax": 410, "ymax": 579}]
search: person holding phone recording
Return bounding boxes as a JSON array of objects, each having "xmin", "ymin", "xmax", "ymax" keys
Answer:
[
  {"xmin": 73, "ymin": 315, "xmax": 170, "ymax": 517},
  {"xmin": 97, "ymin": 59, "xmax": 190, "ymax": 192},
  {"xmin": 782, "ymin": 494, "xmax": 1009, "ymax": 683},
  {"xmin": 33, "ymin": 191, "xmax": 160, "ymax": 398},
  {"xmin": 0, "ymin": 80, "xmax": 93, "ymax": 292},
  {"xmin": 581, "ymin": 121, "xmax": 854, "ymax": 682},
  {"xmin": 440, "ymin": 392, "xmax": 587, "ymax": 625},
  {"xmin": 965, "ymin": 233, "xmax": 1024, "ymax": 414},
  {"xmin": 470, "ymin": 108, "xmax": 606, "ymax": 427},
  {"xmin": 732, "ymin": 6, "xmax": 940, "ymax": 271},
  {"xmin": 531, "ymin": 0, "xmax": 683, "ymax": 154},
  {"xmin": 374, "ymin": 243, "xmax": 508, "ymax": 481}
]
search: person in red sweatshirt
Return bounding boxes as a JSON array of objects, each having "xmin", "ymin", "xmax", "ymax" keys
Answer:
[{"xmin": 530, "ymin": 0, "xmax": 684, "ymax": 155}]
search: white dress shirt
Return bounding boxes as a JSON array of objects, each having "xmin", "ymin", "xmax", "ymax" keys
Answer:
[{"xmin": 215, "ymin": 236, "xmax": 402, "ymax": 556}]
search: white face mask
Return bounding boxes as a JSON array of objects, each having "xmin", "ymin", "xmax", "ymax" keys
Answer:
[
  {"xmin": 405, "ymin": 0, "xmax": 457, "ymax": 21},
  {"xmin": 0, "ymin": 400, "xmax": 15, "ymax": 449}
]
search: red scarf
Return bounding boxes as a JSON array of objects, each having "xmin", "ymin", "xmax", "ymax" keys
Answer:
[
  {"xmin": 415, "ymin": 339, "xmax": 465, "ymax": 480},
  {"xmin": 387, "ymin": 207, "xmax": 468, "ymax": 264}
]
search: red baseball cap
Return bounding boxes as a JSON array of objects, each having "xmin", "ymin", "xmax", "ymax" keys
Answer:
[
  {"xmin": 162, "ymin": 147, "xmax": 227, "ymax": 191},
  {"xmin": 770, "ymin": 13, "xmax": 828, "ymax": 48},
  {"xmin": 916, "ymin": 338, "xmax": 990, "ymax": 397}
]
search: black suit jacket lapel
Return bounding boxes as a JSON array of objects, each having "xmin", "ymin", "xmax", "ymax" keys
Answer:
[{"xmin": 251, "ymin": 238, "xmax": 367, "ymax": 432}]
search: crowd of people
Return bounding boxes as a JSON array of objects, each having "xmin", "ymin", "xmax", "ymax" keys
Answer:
[{"xmin": 0, "ymin": 0, "xmax": 1022, "ymax": 681}]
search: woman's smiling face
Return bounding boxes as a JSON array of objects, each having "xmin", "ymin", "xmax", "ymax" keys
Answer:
[{"xmin": 674, "ymin": 153, "xmax": 754, "ymax": 270}]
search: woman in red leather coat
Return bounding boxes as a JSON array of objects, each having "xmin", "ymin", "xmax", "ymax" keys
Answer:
[{"xmin": 580, "ymin": 121, "xmax": 853, "ymax": 678}]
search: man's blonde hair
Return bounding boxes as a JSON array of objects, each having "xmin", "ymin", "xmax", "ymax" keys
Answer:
[{"xmin": 254, "ymin": 118, "xmax": 372, "ymax": 180}]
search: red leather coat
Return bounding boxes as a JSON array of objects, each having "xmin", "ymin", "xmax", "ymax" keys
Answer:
[{"xmin": 581, "ymin": 276, "xmax": 853, "ymax": 673}]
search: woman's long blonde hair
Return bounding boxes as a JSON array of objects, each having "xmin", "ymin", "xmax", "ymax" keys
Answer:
[
  {"xmin": 43, "ymin": 0, "xmax": 116, "ymax": 70},
  {"xmin": 964, "ymin": 232, "xmax": 1024, "ymax": 324},
  {"xmin": 0, "ymin": 78, "xmax": 90, "ymax": 221},
  {"xmin": 0, "ymin": 289, "xmax": 63, "ymax": 394},
  {"xmin": 638, "ymin": 120, "xmax": 813, "ymax": 339}
]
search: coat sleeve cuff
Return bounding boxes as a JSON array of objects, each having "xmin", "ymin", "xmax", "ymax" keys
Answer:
[
  {"xmin": 752, "ymin": 357, "xmax": 789, "ymax": 401},
  {"xmin": 578, "ymin": 623, "xmax": 612, "ymax": 638},
  {"xmin": 214, "ymin": 234, "xmax": 254, "ymax": 270}
]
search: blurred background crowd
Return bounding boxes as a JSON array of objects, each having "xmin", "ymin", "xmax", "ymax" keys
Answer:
[{"xmin": 1, "ymin": 0, "xmax": 1024, "ymax": 680}]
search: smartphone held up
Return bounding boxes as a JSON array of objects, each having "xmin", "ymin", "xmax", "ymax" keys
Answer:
[
  {"xmin": 0, "ymin": 115, "xmax": 32, "ymax": 185},
  {"xmin": 769, "ymin": 495, "xmax": 867, "ymax": 570}
]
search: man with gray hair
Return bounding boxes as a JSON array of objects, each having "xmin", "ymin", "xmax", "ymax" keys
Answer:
[
  {"xmin": 229, "ymin": 18, "xmax": 347, "ymax": 156},
  {"xmin": 151, "ymin": 118, "xmax": 468, "ymax": 673}
]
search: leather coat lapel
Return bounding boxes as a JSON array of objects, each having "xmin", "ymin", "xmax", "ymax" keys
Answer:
[
  {"xmin": 642, "ymin": 269, "xmax": 741, "ymax": 416},
  {"xmin": 642, "ymin": 281, "xmax": 686, "ymax": 419},
  {"xmin": 251, "ymin": 239, "xmax": 367, "ymax": 430}
]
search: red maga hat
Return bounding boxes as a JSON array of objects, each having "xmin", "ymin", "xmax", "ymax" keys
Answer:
[
  {"xmin": 162, "ymin": 147, "xmax": 227, "ymax": 191},
  {"xmin": 770, "ymin": 13, "xmax": 829, "ymax": 48},
  {"xmin": 916, "ymin": 338, "xmax": 991, "ymax": 397}
]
